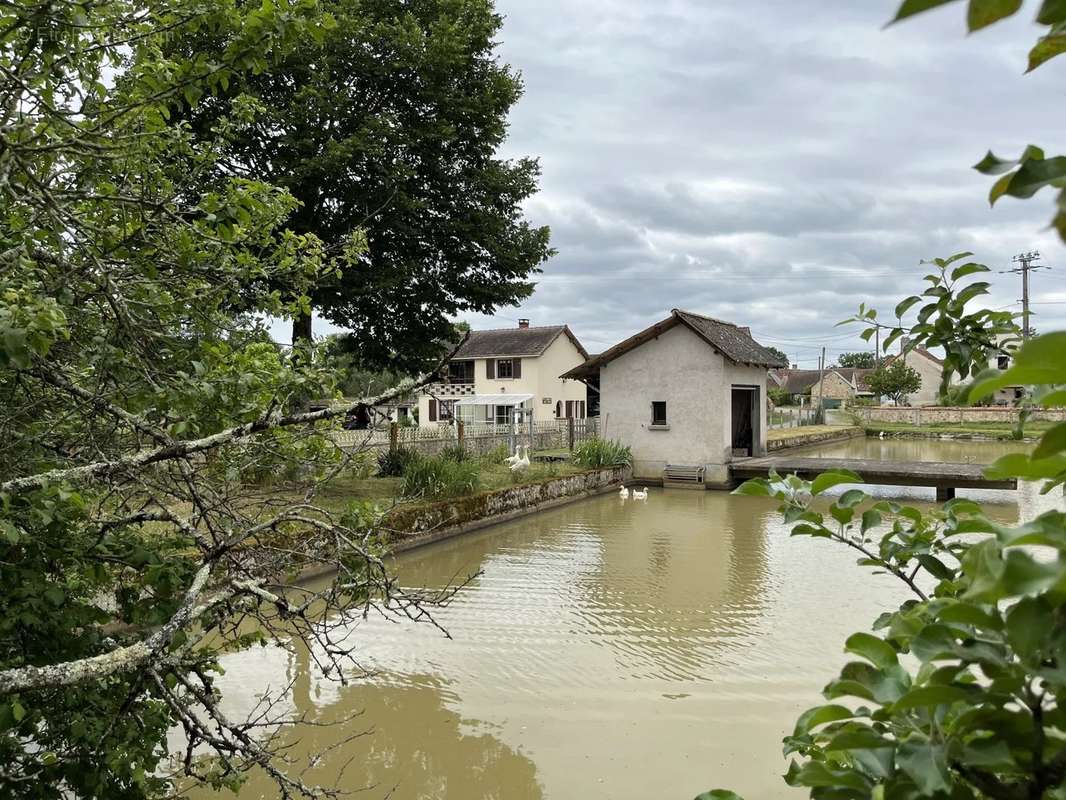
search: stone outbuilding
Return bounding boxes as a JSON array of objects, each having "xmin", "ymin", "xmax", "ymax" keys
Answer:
[{"xmin": 562, "ymin": 309, "xmax": 786, "ymax": 487}]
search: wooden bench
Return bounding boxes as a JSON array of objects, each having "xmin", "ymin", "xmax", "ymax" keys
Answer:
[{"xmin": 663, "ymin": 464, "xmax": 705, "ymax": 489}]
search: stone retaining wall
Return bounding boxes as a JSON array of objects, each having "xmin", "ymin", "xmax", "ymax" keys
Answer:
[
  {"xmin": 386, "ymin": 466, "xmax": 629, "ymax": 551},
  {"xmin": 767, "ymin": 426, "xmax": 865, "ymax": 452},
  {"xmin": 857, "ymin": 406, "xmax": 1066, "ymax": 425}
]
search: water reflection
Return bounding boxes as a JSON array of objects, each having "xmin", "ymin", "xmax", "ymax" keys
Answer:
[{"xmin": 188, "ymin": 439, "xmax": 1063, "ymax": 800}]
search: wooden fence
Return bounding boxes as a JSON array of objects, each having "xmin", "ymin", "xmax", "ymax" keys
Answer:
[{"xmin": 331, "ymin": 417, "xmax": 600, "ymax": 456}]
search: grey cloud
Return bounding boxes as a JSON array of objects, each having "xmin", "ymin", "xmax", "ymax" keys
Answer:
[{"xmin": 452, "ymin": 0, "xmax": 1066, "ymax": 366}]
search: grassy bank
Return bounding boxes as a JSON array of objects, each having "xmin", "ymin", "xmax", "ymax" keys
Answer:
[
  {"xmin": 862, "ymin": 420, "xmax": 1054, "ymax": 440},
  {"xmin": 311, "ymin": 459, "xmax": 587, "ymax": 513}
]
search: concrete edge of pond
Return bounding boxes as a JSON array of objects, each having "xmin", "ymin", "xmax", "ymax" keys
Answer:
[
  {"xmin": 767, "ymin": 426, "xmax": 865, "ymax": 452},
  {"xmin": 291, "ymin": 467, "xmax": 630, "ymax": 582},
  {"xmin": 388, "ymin": 466, "xmax": 631, "ymax": 553}
]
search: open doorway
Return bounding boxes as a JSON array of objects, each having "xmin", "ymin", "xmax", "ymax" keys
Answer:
[{"xmin": 731, "ymin": 386, "xmax": 760, "ymax": 457}]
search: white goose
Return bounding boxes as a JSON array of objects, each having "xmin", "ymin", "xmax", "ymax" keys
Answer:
[
  {"xmin": 879, "ymin": 431, "xmax": 886, "ymax": 440},
  {"xmin": 509, "ymin": 445, "xmax": 531, "ymax": 473},
  {"xmin": 504, "ymin": 444, "xmax": 523, "ymax": 466},
  {"xmin": 632, "ymin": 486, "xmax": 649, "ymax": 500},
  {"xmin": 618, "ymin": 485, "xmax": 630, "ymax": 499}
]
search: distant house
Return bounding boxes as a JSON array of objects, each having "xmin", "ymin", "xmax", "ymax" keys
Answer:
[
  {"xmin": 562, "ymin": 309, "xmax": 786, "ymax": 486},
  {"xmin": 980, "ymin": 335, "xmax": 1024, "ymax": 405},
  {"xmin": 771, "ymin": 367, "xmax": 873, "ymax": 407},
  {"xmin": 418, "ymin": 320, "xmax": 589, "ymax": 427},
  {"xmin": 882, "ymin": 347, "xmax": 944, "ymax": 406}
]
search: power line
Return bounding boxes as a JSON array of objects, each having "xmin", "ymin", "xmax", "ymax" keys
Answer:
[{"xmin": 1002, "ymin": 251, "xmax": 1052, "ymax": 340}]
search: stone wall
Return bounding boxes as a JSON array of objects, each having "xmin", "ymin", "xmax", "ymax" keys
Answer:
[
  {"xmin": 767, "ymin": 426, "xmax": 865, "ymax": 451},
  {"xmin": 386, "ymin": 466, "xmax": 628, "ymax": 550},
  {"xmin": 857, "ymin": 406, "xmax": 1066, "ymax": 425}
]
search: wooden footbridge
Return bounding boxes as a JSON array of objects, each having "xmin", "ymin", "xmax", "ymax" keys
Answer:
[{"xmin": 731, "ymin": 455, "xmax": 1016, "ymax": 501}]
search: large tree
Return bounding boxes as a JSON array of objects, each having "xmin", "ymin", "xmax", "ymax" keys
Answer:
[
  {"xmin": 836, "ymin": 351, "xmax": 876, "ymax": 369},
  {"xmin": 0, "ymin": 2, "xmax": 451, "ymax": 796},
  {"xmin": 174, "ymin": 0, "xmax": 553, "ymax": 369}
]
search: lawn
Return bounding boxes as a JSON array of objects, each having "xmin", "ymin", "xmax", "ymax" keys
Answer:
[
  {"xmin": 295, "ymin": 451, "xmax": 587, "ymax": 516},
  {"xmin": 863, "ymin": 420, "xmax": 1056, "ymax": 439}
]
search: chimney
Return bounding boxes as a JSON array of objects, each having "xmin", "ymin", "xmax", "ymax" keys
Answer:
[{"xmin": 518, "ymin": 319, "xmax": 530, "ymax": 329}]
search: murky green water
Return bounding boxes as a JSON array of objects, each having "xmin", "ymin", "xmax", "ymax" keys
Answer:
[{"xmin": 190, "ymin": 439, "xmax": 1064, "ymax": 800}]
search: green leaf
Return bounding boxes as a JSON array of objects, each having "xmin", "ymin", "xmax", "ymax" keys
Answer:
[
  {"xmin": 811, "ymin": 470, "xmax": 863, "ymax": 495},
  {"xmin": 967, "ymin": 0, "xmax": 1023, "ymax": 31},
  {"xmin": 973, "ymin": 150, "xmax": 1019, "ymax": 175},
  {"xmin": 845, "ymin": 632, "xmax": 899, "ymax": 668},
  {"xmin": 837, "ymin": 489, "xmax": 866, "ymax": 508},
  {"xmin": 936, "ymin": 601, "xmax": 1003, "ymax": 631},
  {"xmin": 991, "ymin": 156, "xmax": 1066, "ymax": 204},
  {"xmin": 11, "ymin": 700, "xmax": 25, "ymax": 722},
  {"xmin": 890, "ymin": 0, "xmax": 962, "ymax": 23},
  {"xmin": 892, "ymin": 684, "xmax": 969, "ymax": 710},
  {"xmin": 1034, "ymin": 422, "xmax": 1066, "ymax": 460},
  {"xmin": 949, "ymin": 262, "xmax": 989, "ymax": 281},
  {"xmin": 1006, "ymin": 596, "xmax": 1047, "ymax": 660},
  {"xmin": 861, "ymin": 509, "xmax": 883, "ymax": 534},
  {"xmin": 894, "ymin": 296, "xmax": 922, "ymax": 319},
  {"xmin": 1038, "ymin": 0, "xmax": 1066, "ymax": 25},
  {"xmin": 732, "ymin": 479, "xmax": 770, "ymax": 497},
  {"xmin": 792, "ymin": 704, "xmax": 855, "ymax": 737},
  {"xmin": 694, "ymin": 792, "xmax": 744, "ymax": 800},
  {"xmin": 897, "ymin": 739, "xmax": 951, "ymax": 794},
  {"xmin": 1028, "ymin": 30, "xmax": 1066, "ymax": 71},
  {"xmin": 917, "ymin": 554, "xmax": 955, "ymax": 580}
]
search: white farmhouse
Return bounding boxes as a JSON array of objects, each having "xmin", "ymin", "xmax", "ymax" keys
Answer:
[
  {"xmin": 418, "ymin": 320, "xmax": 589, "ymax": 427},
  {"xmin": 562, "ymin": 310, "xmax": 786, "ymax": 487}
]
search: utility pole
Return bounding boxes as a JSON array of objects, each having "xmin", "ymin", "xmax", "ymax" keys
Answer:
[
  {"xmin": 1003, "ymin": 251, "xmax": 1051, "ymax": 340},
  {"xmin": 817, "ymin": 345, "xmax": 826, "ymax": 423},
  {"xmin": 874, "ymin": 327, "xmax": 880, "ymax": 365}
]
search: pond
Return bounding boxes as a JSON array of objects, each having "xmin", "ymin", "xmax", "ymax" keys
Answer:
[{"xmin": 189, "ymin": 439, "xmax": 1064, "ymax": 800}]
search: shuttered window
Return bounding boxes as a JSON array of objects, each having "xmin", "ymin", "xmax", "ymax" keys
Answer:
[
  {"xmin": 486, "ymin": 359, "xmax": 495, "ymax": 379},
  {"xmin": 496, "ymin": 359, "xmax": 514, "ymax": 379},
  {"xmin": 428, "ymin": 399, "xmax": 437, "ymax": 422}
]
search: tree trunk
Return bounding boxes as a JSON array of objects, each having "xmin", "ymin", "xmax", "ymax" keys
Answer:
[{"xmin": 292, "ymin": 311, "xmax": 313, "ymax": 345}]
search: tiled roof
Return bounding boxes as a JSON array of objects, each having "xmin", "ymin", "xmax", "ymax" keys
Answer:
[
  {"xmin": 672, "ymin": 310, "xmax": 788, "ymax": 368},
  {"xmin": 884, "ymin": 347, "xmax": 944, "ymax": 367},
  {"xmin": 773, "ymin": 367, "xmax": 875, "ymax": 393},
  {"xmin": 560, "ymin": 309, "xmax": 786, "ymax": 379},
  {"xmin": 776, "ymin": 370, "xmax": 822, "ymax": 394},
  {"xmin": 452, "ymin": 325, "xmax": 588, "ymax": 360}
]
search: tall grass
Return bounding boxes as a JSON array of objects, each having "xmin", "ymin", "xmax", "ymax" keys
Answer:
[
  {"xmin": 571, "ymin": 438, "xmax": 632, "ymax": 469},
  {"xmin": 401, "ymin": 455, "xmax": 480, "ymax": 499},
  {"xmin": 377, "ymin": 446, "xmax": 419, "ymax": 477}
]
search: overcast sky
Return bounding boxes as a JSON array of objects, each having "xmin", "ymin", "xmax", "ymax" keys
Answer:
[{"xmin": 295, "ymin": 0, "xmax": 1066, "ymax": 368}]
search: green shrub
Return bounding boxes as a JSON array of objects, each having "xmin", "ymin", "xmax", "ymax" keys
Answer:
[
  {"xmin": 768, "ymin": 387, "xmax": 791, "ymax": 407},
  {"xmin": 401, "ymin": 455, "xmax": 480, "ymax": 499},
  {"xmin": 377, "ymin": 446, "xmax": 419, "ymax": 477},
  {"xmin": 438, "ymin": 444, "xmax": 470, "ymax": 463},
  {"xmin": 571, "ymin": 438, "xmax": 632, "ymax": 469},
  {"xmin": 482, "ymin": 443, "xmax": 510, "ymax": 465}
]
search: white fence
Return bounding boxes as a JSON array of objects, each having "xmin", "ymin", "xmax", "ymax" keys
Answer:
[{"xmin": 331, "ymin": 417, "xmax": 600, "ymax": 456}]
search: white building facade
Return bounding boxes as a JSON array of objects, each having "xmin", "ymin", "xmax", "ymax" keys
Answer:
[
  {"xmin": 563, "ymin": 310, "xmax": 785, "ymax": 486},
  {"xmin": 418, "ymin": 321, "xmax": 589, "ymax": 427}
]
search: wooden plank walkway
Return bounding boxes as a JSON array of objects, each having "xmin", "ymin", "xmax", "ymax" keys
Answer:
[{"xmin": 731, "ymin": 456, "xmax": 1016, "ymax": 500}]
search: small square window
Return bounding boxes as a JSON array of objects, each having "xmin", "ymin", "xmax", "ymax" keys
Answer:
[
  {"xmin": 651, "ymin": 401, "xmax": 667, "ymax": 426},
  {"xmin": 497, "ymin": 359, "xmax": 514, "ymax": 379},
  {"xmin": 997, "ymin": 355, "xmax": 1010, "ymax": 371}
]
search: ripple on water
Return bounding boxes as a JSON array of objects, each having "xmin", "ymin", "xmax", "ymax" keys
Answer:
[{"xmin": 192, "ymin": 439, "xmax": 1064, "ymax": 800}]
